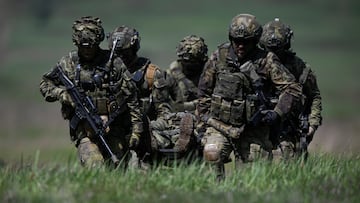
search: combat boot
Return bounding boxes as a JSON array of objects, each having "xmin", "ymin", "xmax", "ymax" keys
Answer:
[{"xmin": 174, "ymin": 113, "xmax": 194, "ymax": 153}]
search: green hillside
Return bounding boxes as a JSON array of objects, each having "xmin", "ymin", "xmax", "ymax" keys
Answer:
[{"xmin": 0, "ymin": 0, "xmax": 359, "ymax": 163}]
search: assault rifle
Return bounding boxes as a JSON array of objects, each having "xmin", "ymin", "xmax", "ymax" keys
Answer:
[
  {"xmin": 53, "ymin": 65, "xmax": 120, "ymax": 165},
  {"xmin": 299, "ymin": 113, "xmax": 309, "ymax": 159},
  {"xmin": 249, "ymin": 83, "xmax": 270, "ymax": 126}
]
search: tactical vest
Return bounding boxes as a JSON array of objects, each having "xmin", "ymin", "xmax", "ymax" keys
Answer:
[
  {"xmin": 210, "ymin": 44, "xmax": 255, "ymax": 126},
  {"xmin": 69, "ymin": 50, "xmax": 128, "ymax": 115}
]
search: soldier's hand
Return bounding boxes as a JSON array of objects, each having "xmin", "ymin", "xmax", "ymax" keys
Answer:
[
  {"xmin": 100, "ymin": 115, "xmax": 110, "ymax": 133},
  {"xmin": 129, "ymin": 132, "xmax": 140, "ymax": 150},
  {"xmin": 306, "ymin": 126, "xmax": 315, "ymax": 143},
  {"xmin": 261, "ymin": 110, "xmax": 279, "ymax": 125},
  {"xmin": 59, "ymin": 91, "xmax": 74, "ymax": 107}
]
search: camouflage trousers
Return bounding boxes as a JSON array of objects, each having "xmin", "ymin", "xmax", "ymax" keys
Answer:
[
  {"xmin": 203, "ymin": 125, "xmax": 273, "ymax": 180},
  {"xmin": 75, "ymin": 121, "xmax": 131, "ymax": 168},
  {"xmin": 250, "ymin": 129, "xmax": 306, "ymax": 163},
  {"xmin": 150, "ymin": 112, "xmax": 199, "ymax": 164},
  {"xmin": 151, "ymin": 112, "xmax": 196, "ymax": 150},
  {"xmin": 272, "ymin": 135, "xmax": 305, "ymax": 163}
]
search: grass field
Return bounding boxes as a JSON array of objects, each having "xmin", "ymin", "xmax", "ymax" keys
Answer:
[
  {"xmin": 0, "ymin": 0, "xmax": 360, "ymax": 202},
  {"xmin": 1, "ymin": 153, "xmax": 359, "ymax": 203}
]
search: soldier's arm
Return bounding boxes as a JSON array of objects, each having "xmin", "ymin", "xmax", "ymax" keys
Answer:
[
  {"xmin": 121, "ymin": 71, "xmax": 144, "ymax": 134},
  {"xmin": 151, "ymin": 68, "xmax": 173, "ymax": 119},
  {"xmin": 307, "ymin": 69, "xmax": 322, "ymax": 129},
  {"xmin": 266, "ymin": 52, "xmax": 303, "ymax": 117},
  {"xmin": 39, "ymin": 57, "xmax": 71, "ymax": 102},
  {"xmin": 166, "ymin": 63, "xmax": 181, "ymax": 102},
  {"xmin": 197, "ymin": 54, "xmax": 217, "ymax": 121}
]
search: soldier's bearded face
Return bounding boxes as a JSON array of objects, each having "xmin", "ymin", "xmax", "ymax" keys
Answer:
[{"xmin": 231, "ymin": 38, "xmax": 256, "ymax": 60}]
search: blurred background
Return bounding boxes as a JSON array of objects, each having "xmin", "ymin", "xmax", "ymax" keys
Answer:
[{"xmin": 0, "ymin": 0, "xmax": 359, "ymax": 164}]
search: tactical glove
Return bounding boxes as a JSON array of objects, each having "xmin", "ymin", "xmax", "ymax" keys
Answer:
[
  {"xmin": 129, "ymin": 132, "xmax": 140, "ymax": 149},
  {"xmin": 261, "ymin": 110, "xmax": 279, "ymax": 125},
  {"xmin": 306, "ymin": 126, "xmax": 315, "ymax": 144}
]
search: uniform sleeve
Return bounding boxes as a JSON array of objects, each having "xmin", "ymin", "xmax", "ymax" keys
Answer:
[
  {"xmin": 165, "ymin": 68, "xmax": 180, "ymax": 103},
  {"xmin": 265, "ymin": 52, "xmax": 303, "ymax": 117},
  {"xmin": 151, "ymin": 67, "xmax": 173, "ymax": 119},
  {"xmin": 39, "ymin": 57, "xmax": 71, "ymax": 102},
  {"xmin": 306, "ymin": 69, "xmax": 322, "ymax": 128},
  {"xmin": 121, "ymin": 72, "xmax": 144, "ymax": 134},
  {"xmin": 197, "ymin": 52, "xmax": 218, "ymax": 121}
]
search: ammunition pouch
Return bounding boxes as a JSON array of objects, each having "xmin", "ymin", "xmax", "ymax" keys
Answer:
[
  {"xmin": 210, "ymin": 94, "xmax": 245, "ymax": 126},
  {"xmin": 95, "ymin": 98, "xmax": 109, "ymax": 115},
  {"xmin": 94, "ymin": 97, "xmax": 127, "ymax": 117},
  {"xmin": 245, "ymin": 94, "xmax": 258, "ymax": 123}
]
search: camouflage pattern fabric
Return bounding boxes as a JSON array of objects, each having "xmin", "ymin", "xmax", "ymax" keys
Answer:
[
  {"xmin": 40, "ymin": 49, "xmax": 143, "ymax": 167},
  {"xmin": 72, "ymin": 16, "xmax": 105, "ymax": 46},
  {"xmin": 197, "ymin": 42, "xmax": 302, "ymax": 178},
  {"xmin": 167, "ymin": 35, "xmax": 207, "ymax": 113},
  {"xmin": 271, "ymin": 50, "xmax": 322, "ymax": 161},
  {"xmin": 121, "ymin": 56, "xmax": 172, "ymax": 121},
  {"xmin": 259, "ymin": 18, "xmax": 322, "ymax": 162},
  {"xmin": 167, "ymin": 60, "xmax": 202, "ymax": 112}
]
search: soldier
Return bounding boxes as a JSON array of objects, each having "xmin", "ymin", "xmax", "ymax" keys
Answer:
[
  {"xmin": 39, "ymin": 16, "xmax": 143, "ymax": 168},
  {"xmin": 197, "ymin": 14, "xmax": 303, "ymax": 180},
  {"xmin": 150, "ymin": 35, "xmax": 210, "ymax": 163},
  {"xmin": 167, "ymin": 35, "xmax": 208, "ymax": 113},
  {"xmin": 108, "ymin": 25, "xmax": 177, "ymax": 166},
  {"xmin": 108, "ymin": 25, "xmax": 172, "ymax": 122},
  {"xmin": 259, "ymin": 18, "xmax": 322, "ymax": 161}
]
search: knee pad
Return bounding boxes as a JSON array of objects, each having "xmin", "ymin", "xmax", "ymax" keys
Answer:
[{"xmin": 203, "ymin": 143, "xmax": 221, "ymax": 163}]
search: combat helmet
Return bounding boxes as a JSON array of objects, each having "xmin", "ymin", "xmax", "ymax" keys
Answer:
[
  {"xmin": 176, "ymin": 35, "xmax": 208, "ymax": 62},
  {"xmin": 228, "ymin": 14, "xmax": 262, "ymax": 42},
  {"xmin": 260, "ymin": 18, "xmax": 293, "ymax": 51},
  {"xmin": 72, "ymin": 16, "xmax": 105, "ymax": 46},
  {"xmin": 108, "ymin": 26, "xmax": 140, "ymax": 52}
]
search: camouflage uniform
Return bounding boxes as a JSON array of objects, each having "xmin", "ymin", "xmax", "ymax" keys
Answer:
[
  {"xmin": 259, "ymin": 18, "xmax": 322, "ymax": 161},
  {"xmin": 167, "ymin": 35, "xmax": 208, "ymax": 113},
  {"xmin": 39, "ymin": 16, "xmax": 143, "ymax": 168},
  {"xmin": 108, "ymin": 26, "xmax": 174, "ymax": 166},
  {"xmin": 197, "ymin": 14, "xmax": 303, "ymax": 180},
  {"xmin": 136, "ymin": 35, "xmax": 209, "ymax": 164},
  {"xmin": 109, "ymin": 25, "xmax": 172, "ymax": 121}
]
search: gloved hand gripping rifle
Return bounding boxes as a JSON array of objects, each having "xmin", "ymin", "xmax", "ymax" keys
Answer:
[{"xmin": 249, "ymin": 80, "xmax": 270, "ymax": 126}]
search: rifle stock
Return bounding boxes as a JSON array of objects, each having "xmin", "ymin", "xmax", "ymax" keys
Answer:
[{"xmin": 55, "ymin": 65, "xmax": 120, "ymax": 165}]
